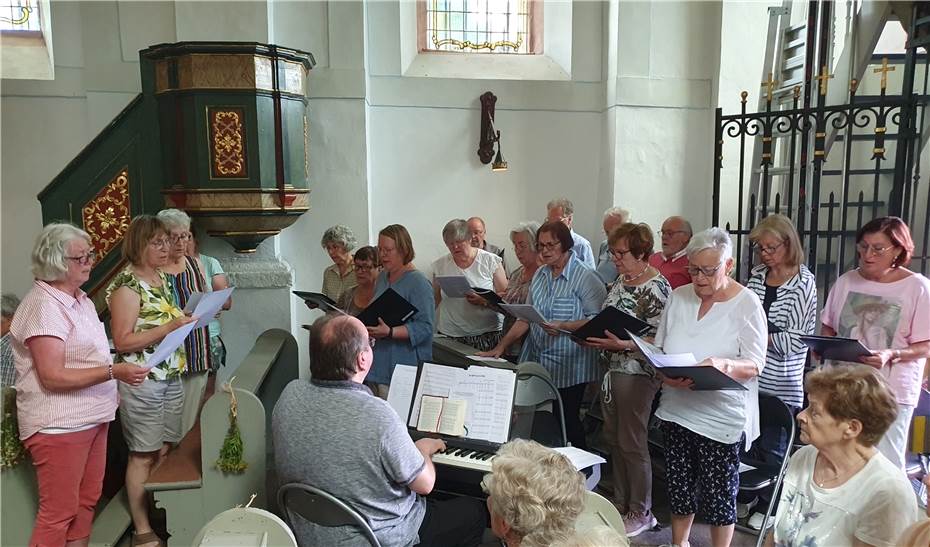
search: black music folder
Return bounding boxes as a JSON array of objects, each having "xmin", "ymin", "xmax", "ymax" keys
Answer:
[
  {"xmin": 292, "ymin": 291, "xmax": 344, "ymax": 313},
  {"xmin": 628, "ymin": 332, "xmax": 747, "ymax": 391},
  {"xmin": 800, "ymin": 335, "xmax": 872, "ymax": 362},
  {"xmin": 471, "ymin": 287, "xmax": 505, "ymax": 306},
  {"xmin": 571, "ymin": 306, "xmax": 651, "ymax": 341},
  {"xmin": 356, "ymin": 288, "xmax": 418, "ymax": 327}
]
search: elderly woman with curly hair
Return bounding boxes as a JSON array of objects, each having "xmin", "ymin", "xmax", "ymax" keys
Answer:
[
  {"xmin": 320, "ymin": 224, "xmax": 358, "ymax": 303},
  {"xmin": 481, "ymin": 439, "xmax": 586, "ymax": 547},
  {"xmin": 767, "ymin": 366, "xmax": 918, "ymax": 547},
  {"xmin": 11, "ymin": 223, "xmax": 149, "ymax": 547}
]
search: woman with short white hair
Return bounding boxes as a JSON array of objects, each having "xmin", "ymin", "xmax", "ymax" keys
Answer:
[
  {"xmin": 654, "ymin": 227, "xmax": 767, "ymax": 547},
  {"xmin": 11, "ymin": 223, "xmax": 149, "ymax": 546},
  {"xmin": 320, "ymin": 224, "xmax": 358, "ymax": 303},
  {"xmin": 481, "ymin": 439, "xmax": 586, "ymax": 547},
  {"xmin": 498, "ymin": 221, "xmax": 542, "ymax": 360},
  {"xmin": 157, "ymin": 208, "xmax": 214, "ymax": 435},
  {"xmin": 432, "ymin": 218, "xmax": 508, "ymax": 351}
]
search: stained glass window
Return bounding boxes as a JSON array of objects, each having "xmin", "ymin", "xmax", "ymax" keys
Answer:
[
  {"xmin": 1, "ymin": 0, "xmax": 40, "ymax": 32},
  {"xmin": 423, "ymin": 0, "xmax": 538, "ymax": 54}
]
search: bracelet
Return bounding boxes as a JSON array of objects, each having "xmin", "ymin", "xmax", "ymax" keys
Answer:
[
  {"xmin": 107, "ymin": 364, "xmax": 114, "ymax": 381},
  {"xmin": 894, "ymin": 349, "xmax": 902, "ymax": 361},
  {"xmin": 388, "ymin": 326, "xmax": 394, "ymax": 339}
]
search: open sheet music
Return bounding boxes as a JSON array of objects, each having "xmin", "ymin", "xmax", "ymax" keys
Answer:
[
  {"xmin": 799, "ymin": 335, "xmax": 871, "ymax": 362},
  {"xmin": 394, "ymin": 362, "xmax": 517, "ymax": 445},
  {"xmin": 628, "ymin": 332, "xmax": 747, "ymax": 391}
]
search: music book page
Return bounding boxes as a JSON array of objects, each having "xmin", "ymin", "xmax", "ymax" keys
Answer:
[
  {"xmin": 449, "ymin": 366, "xmax": 516, "ymax": 444},
  {"xmin": 435, "ymin": 275, "xmax": 473, "ymax": 298},
  {"xmin": 498, "ymin": 303, "xmax": 549, "ymax": 324},
  {"xmin": 408, "ymin": 363, "xmax": 465, "ymax": 428},
  {"xmin": 387, "ymin": 364, "xmax": 418, "ymax": 420},
  {"xmin": 416, "ymin": 395, "xmax": 467, "ymax": 436}
]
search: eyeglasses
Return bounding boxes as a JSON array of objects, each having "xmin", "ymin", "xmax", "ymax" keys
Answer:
[
  {"xmin": 355, "ymin": 263, "xmax": 378, "ymax": 272},
  {"xmin": 752, "ymin": 241, "xmax": 785, "ymax": 255},
  {"xmin": 368, "ymin": 337, "xmax": 377, "ymax": 348},
  {"xmin": 609, "ymin": 248, "xmax": 633, "ymax": 259},
  {"xmin": 149, "ymin": 238, "xmax": 171, "ymax": 250},
  {"xmin": 856, "ymin": 242, "xmax": 895, "ymax": 256},
  {"xmin": 537, "ymin": 241, "xmax": 562, "ymax": 251},
  {"xmin": 169, "ymin": 233, "xmax": 192, "ymax": 243},
  {"xmin": 687, "ymin": 263, "xmax": 725, "ymax": 278},
  {"xmin": 659, "ymin": 230, "xmax": 689, "ymax": 237},
  {"xmin": 65, "ymin": 251, "xmax": 96, "ymax": 265}
]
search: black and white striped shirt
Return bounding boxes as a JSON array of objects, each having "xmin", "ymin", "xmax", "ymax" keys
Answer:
[{"xmin": 746, "ymin": 264, "xmax": 818, "ymax": 408}]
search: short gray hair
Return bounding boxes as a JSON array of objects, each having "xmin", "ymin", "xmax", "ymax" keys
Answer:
[
  {"xmin": 31, "ymin": 223, "xmax": 93, "ymax": 282},
  {"xmin": 603, "ymin": 206, "xmax": 630, "ymax": 223},
  {"xmin": 510, "ymin": 221, "xmax": 541, "ymax": 252},
  {"xmin": 685, "ymin": 227, "xmax": 732, "ymax": 262},
  {"xmin": 320, "ymin": 225, "xmax": 357, "ymax": 251},
  {"xmin": 442, "ymin": 219, "xmax": 470, "ymax": 244},
  {"xmin": 1, "ymin": 294, "xmax": 21, "ymax": 319},
  {"xmin": 157, "ymin": 208, "xmax": 191, "ymax": 231},
  {"xmin": 546, "ymin": 197, "xmax": 574, "ymax": 216}
]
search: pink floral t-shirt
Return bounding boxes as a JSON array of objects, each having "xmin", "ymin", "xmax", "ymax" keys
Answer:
[{"xmin": 822, "ymin": 269, "xmax": 930, "ymax": 406}]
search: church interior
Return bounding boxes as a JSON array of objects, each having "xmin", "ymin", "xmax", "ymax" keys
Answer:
[{"xmin": 2, "ymin": 0, "xmax": 930, "ymax": 546}]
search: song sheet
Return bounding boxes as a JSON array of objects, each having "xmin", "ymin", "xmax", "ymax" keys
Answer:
[
  {"xmin": 386, "ymin": 364, "xmax": 418, "ymax": 420},
  {"xmin": 435, "ymin": 275, "xmax": 473, "ymax": 298},
  {"xmin": 408, "ymin": 363, "xmax": 465, "ymax": 428},
  {"xmin": 191, "ymin": 287, "xmax": 235, "ymax": 330},
  {"xmin": 449, "ymin": 366, "xmax": 516, "ymax": 444},
  {"xmin": 144, "ymin": 322, "xmax": 197, "ymax": 369}
]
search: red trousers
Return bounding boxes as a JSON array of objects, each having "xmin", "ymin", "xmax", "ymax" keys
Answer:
[{"xmin": 24, "ymin": 423, "xmax": 109, "ymax": 546}]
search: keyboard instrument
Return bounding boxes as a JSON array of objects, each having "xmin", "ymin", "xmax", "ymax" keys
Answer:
[{"xmin": 432, "ymin": 446, "xmax": 496, "ymax": 473}]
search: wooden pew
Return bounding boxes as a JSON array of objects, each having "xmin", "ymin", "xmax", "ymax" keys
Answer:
[{"xmin": 143, "ymin": 328, "xmax": 298, "ymax": 546}]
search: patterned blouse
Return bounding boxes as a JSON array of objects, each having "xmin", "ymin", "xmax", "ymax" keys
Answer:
[
  {"xmin": 168, "ymin": 256, "xmax": 214, "ymax": 374},
  {"xmin": 106, "ymin": 268, "xmax": 186, "ymax": 380},
  {"xmin": 502, "ymin": 265, "xmax": 533, "ymax": 357},
  {"xmin": 600, "ymin": 273, "xmax": 671, "ymax": 376}
]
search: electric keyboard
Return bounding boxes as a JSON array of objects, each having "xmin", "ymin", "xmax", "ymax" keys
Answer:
[{"xmin": 432, "ymin": 446, "xmax": 496, "ymax": 472}]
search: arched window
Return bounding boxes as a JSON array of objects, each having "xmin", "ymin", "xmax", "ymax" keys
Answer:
[{"xmin": 418, "ymin": 0, "xmax": 542, "ymax": 54}]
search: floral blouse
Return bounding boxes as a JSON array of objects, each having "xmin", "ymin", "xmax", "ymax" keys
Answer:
[
  {"xmin": 106, "ymin": 268, "xmax": 186, "ymax": 380},
  {"xmin": 600, "ymin": 273, "xmax": 671, "ymax": 376},
  {"xmin": 502, "ymin": 265, "xmax": 533, "ymax": 357}
]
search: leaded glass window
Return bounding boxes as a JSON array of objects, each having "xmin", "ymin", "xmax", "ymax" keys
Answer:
[
  {"xmin": 1, "ymin": 0, "xmax": 40, "ymax": 31},
  {"xmin": 422, "ymin": 0, "xmax": 538, "ymax": 54}
]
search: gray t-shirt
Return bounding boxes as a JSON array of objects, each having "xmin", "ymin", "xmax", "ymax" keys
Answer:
[{"xmin": 272, "ymin": 379, "xmax": 426, "ymax": 547}]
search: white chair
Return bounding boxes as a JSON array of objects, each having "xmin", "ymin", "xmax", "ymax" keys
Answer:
[
  {"xmin": 193, "ymin": 507, "xmax": 297, "ymax": 546},
  {"xmin": 574, "ymin": 490, "xmax": 626, "ymax": 537}
]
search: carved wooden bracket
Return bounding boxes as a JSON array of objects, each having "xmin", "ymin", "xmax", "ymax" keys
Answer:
[{"xmin": 477, "ymin": 91, "xmax": 497, "ymax": 164}]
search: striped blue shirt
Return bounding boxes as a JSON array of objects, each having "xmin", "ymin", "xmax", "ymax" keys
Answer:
[
  {"xmin": 519, "ymin": 254, "xmax": 607, "ymax": 388},
  {"xmin": 746, "ymin": 264, "xmax": 818, "ymax": 408}
]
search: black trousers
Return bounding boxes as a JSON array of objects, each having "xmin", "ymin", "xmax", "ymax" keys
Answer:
[
  {"xmin": 559, "ymin": 383, "xmax": 588, "ymax": 449},
  {"xmin": 416, "ymin": 496, "xmax": 489, "ymax": 547}
]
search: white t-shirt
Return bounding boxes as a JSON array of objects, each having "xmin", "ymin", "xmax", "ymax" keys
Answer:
[
  {"xmin": 432, "ymin": 250, "xmax": 504, "ymax": 337},
  {"xmin": 774, "ymin": 445, "xmax": 919, "ymax": 547},
  {"xmin": 654, "ymin": 284, "xmax": 767, "ymax": 446}
]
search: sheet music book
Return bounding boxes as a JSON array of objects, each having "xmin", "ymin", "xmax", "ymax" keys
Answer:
[
  {"xmin": 356, "ymin": 288, "xmax": 418, "ymax": 327},
  {"xmin": 435, "ymin": 275, "xmax": 474, "ymax": 298},
  {"xmin": 571, "ymin": 306, "xmax": 651, "ymax": 341},
  {"xmin": 628, "ymin": 332, "xmax": 747, "ymax": 391},
  {"xmin": 799, "ymin": 335, "xmax": 872, "ymax": 362},
  {"xmin": 471, "ymin": 287, "xmax": 505, "ymax": 306},
  {"xmin": 401, "ymin": 362, "xmax": 517, "ymax": 445},
  {"xmin": 417, "ymin": 396, "xmax": 467, "ymax": 436},
  {"xmin": 498, "ymin": 303, "xmax": 549, "ymax": 324},
  {"xmin": 292, "ymin": 291, "xmax": 345, "ymax": 313},
  {"xmin": 386, "ymin": 365, "xmax": 418, "ymax": 418}
]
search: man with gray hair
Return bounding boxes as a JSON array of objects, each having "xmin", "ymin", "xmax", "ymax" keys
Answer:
[
  {"xmin": 546, "ymin": 198, "xmax": 595, "ymax": 269},
  {"xmin": 467, "ymin": 216, "xmax": 504, "ymax": 259},
  {"xmin": 649, "ymin": 215, "xmax": 694, "ymax": 289},
  {"xmin": 272, "ymin": 314, "xmax": 487, "ymax": 547},
  {"xmin": 1, "ymin": 293, "xmax": 20, "ymax": 387},
  {"xmin": 595, "ymin": 206, "xmax": 631, "ymax": 284}
]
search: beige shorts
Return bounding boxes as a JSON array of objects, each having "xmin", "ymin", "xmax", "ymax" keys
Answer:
[{"xmin": 118, "ymin": 376, "xmax": 184, "ymax": 452}]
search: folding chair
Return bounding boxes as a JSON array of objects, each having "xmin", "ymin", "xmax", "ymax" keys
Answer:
[
  {"xmin": 515, "ymin": 361, "xmax": 568, "ymax": 447},
  {"xmin": 277, "ymin": 482, "xmax": 381, "ymax": 547}
]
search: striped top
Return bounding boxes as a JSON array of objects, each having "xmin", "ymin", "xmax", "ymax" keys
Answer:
[
  {"xmin": 168, "ymin": 256, "xmax": 214, "ymax": 374},
  {"xmin": 746, "ymin": 264, "xmax": 818, "ymax": 408},
  {"xmin": 11, "ymin": 280, "xmax": 118, "ymax": 439},
  {"xmin": 519, "ymin": 254, "xmax": 607, "ymax": 388}
]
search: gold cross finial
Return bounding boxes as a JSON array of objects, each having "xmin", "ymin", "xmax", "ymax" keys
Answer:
[
  {"xmin": 873, "ymin": 57, "xmax": 896, "ymax": 90},
  {"xmin": 761, "ymin": 72, "xmax": 778, "ymax": 102},
  {"xmin": 815, "ymin": 65, "xmax": 834, "ymax": 96}
]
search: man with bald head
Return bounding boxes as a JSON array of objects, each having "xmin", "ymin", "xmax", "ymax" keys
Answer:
[
  {"xmin": 467, "ymin": 216, "xmax": 504, "ymax": 259},
  {"xmin": 272, "ymin": 314, "xmax": 487, "ymax": 546},
  {"xmin": 546, "ymin": 198, "xmax": 595, "ymax": 269},
  {"xmin": 648, "ymin": 216, "xmax": 693, "ymax": 289},
  {"xmin": 595, "ymin": 207, "xmax": 630, "ymax": 284}
]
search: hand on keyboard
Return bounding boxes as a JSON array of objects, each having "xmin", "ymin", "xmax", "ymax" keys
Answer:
[{"xmin": 415, "ymin": 437, "xmax": 447, "ymax": 456}]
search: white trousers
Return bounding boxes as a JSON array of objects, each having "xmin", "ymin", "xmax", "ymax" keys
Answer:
[{"xmin": 877, "ymin": 403, "xmax": 915, "ymax": 470}]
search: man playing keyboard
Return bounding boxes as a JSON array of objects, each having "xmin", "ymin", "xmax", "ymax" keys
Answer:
[{"xmin": 272, "ymin": 313, "xmax": 488, "ymax": 547}]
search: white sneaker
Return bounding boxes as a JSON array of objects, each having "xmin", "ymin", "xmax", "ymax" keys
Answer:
[
  {"xmin": 736, "ymin": 497, "xmax": 758, "ymax": 519},
  {"xmin": 747, "ymin": 512, "xmax": 774, "ymax": 530}
]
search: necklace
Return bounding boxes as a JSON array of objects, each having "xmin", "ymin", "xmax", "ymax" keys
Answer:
[{"xmin": 623, "ymin": 263, "xmax": 650, "ymax": 283}]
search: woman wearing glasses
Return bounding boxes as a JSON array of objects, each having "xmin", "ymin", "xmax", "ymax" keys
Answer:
[
  {"xmin": 10, "ymin": 223, "xmax": 150, "ymax": 546},
  {"xmin": 157, "ymin": 209, "xmax": 214, "ymax": 436},
  {"xmin": 107, "ymin": 215, "xmax": 195, "ymax": 547},
  {"xmin": 654, "ymin": 227, "xmax": 767, "ymax": 547},
  {"xmin": 337, "ymin": 245, "xmax": 380, "ymax": 315},
  {"xmin": 482, "ymin": 221, "xmax": 607, "ymax": 449},
  {"xmin": 821, "ymin": 216, "xmax": 930, "ymax": 470},
  {"xmin": 741, "ymin": 214, "xmax": 817, "ymax": 528}
]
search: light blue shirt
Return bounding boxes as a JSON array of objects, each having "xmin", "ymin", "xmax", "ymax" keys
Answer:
[
  {"xmin": 199, "ymin": 254, "xmax": 225, "ymax": 339},
  {"xmin": 595, "ymin": 239, "xmax": 619, "ymax": 285},
  {"xmin": 570, "ymin": 230, "xmax": 596, "ymax": 269},
  {"xmin": 369, "ymin": 269, "xmax": 435, "ymax": 385},
  {"xmin": 519, "ymin": 255, "xmax": 607, "ymax": 388}
]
